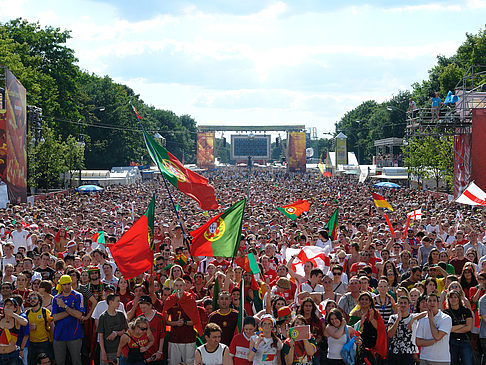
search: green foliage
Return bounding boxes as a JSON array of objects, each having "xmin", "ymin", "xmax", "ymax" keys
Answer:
[
  {"xmin": 0, "ymin": 18, "xmax": 201, "ymax": 191},
  {"xmin": 32, "ymin": 127, "xmax": 66, "ymax": 192},
  {"xmin": 403, "ymin": 136, "xmax": 453, "ymax": 191},
  {"xmin": 334, "ymin": 91, "xmax": 410, "ymax": 163}
]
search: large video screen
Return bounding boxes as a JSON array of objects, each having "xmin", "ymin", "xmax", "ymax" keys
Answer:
[{"xmin": 231, "ymin": 135, "xmax": 271, "ymax": 160}]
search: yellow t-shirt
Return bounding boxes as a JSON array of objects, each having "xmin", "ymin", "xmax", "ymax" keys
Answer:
[{"xmin": 27, "ymin": 308, "xmax": 52, "ymax": 343}]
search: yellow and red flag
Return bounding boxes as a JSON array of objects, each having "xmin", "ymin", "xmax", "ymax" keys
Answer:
[{"xmin": 371, "ymin": 192, "xmax": 393, "ymax": 211}]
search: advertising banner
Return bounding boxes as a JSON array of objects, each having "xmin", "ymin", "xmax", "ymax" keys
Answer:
[
  {"xmin": 472, "ymin": 108, "xmax": 486, "ymax": 194},
  {"xmin": 197, "ymin": 131, "xmax": 215, "ymax": 168},
  {"xmin": 454, "ymin": 133, "xmax": 472, "ymax": 198},
  {"xmin": 5, "ymin": 69, "xmax": 27, "ymax": 203},
  {"xmin": 287, "ymin": 132, "xmax": 306, "ymax": 172},
  {"xmin": 336, "ymin": 136, "xmax": 347, "ymax": 165}
]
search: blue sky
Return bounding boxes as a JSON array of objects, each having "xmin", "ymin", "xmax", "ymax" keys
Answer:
[{"xmin": 1, "ymin": 0, "xmax": 485, "ymax": 136}]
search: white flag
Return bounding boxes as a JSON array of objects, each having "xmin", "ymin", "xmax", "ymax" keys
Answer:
[
  {"xmin": 456, "ymin": 182, "xmax": 486, "ymax": 206},
  {"xmin": 407, "ymin": 208, "xmax": 422, "ymax": 220}
]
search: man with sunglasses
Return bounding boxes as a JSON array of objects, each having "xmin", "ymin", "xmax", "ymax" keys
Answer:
[{"xmin": 26, "ymin": 292, "xmax": 53, "ymax": 365}]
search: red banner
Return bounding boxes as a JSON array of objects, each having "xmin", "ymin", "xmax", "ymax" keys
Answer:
[
  {"xmin": 454, "ymin": 133, "xmax": 472, "ymax": 199},
  {"xmin": 472, "ymin": 109, "xmax": 486, "ymax": 195},
  {"xmin": 5, "ymin": 69, "xmax": 27, "ymax": 203}
]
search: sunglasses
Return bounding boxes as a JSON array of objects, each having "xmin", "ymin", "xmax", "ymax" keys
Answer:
[
  {"xmin": 332, "ymin": 272, "xmax": 342, "ymax": 276},
  {"xmin": 138, "ymin": 326, "xmax": 148, "ymax": 331}
]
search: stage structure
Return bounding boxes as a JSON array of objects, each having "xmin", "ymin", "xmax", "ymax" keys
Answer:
[
  {"xmin": 405, "ymin": 64, "xmax": 486, "ymax": 197},
  {"xmin": 197, "ymin": 125, "xmax": 306, "ymax": 169},
  {"xmin": 0, "ymin": 66, "xmax": 27, "ymax": 203}
]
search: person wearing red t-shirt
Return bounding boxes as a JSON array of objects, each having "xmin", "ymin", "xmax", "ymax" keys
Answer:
[
  {"xmin": 213, "ymin": 257, "xmax": 230, "ymax": 271},
  {"xmin": 450, "ymin": 245, "xmax": 470, "ymax": 275},
  {"xmin": 454, "ymin": 231, "xmax": 469, "ymax": 246},
  {"xmin": 208, "ymin": 291, "xmax": 239, "ymax": 346},
  {"xmin": 139, "ymin": 295, "xmax": 165, "ymax": 364},
  {"xmin": 261, "ymin": 255, "xmax": 278, "ymax": 283},
  {"xmin": 163, "ymin": 279, "xmax": 199, "ymax": 365},
  {"xmin": 229, "ymin": 316, "xmax": 256, "ymax": 365},
  {"xmin": 126, "ymin": 284, "xmax": 146, "ymax": 321},
  {"xmin": 349, "ymin": 251, "xmax": 378, "ymax": 277}
]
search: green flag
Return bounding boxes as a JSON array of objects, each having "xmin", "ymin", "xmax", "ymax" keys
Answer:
[
  {"xmin": 237, "ymin": 278, "xmax": 245, "ymax": 333},
  {"xmin": 324, "ymin": 208, "xmax": 339, "ymax": 240},
  {"xmin": 190, "ymin": 200, "xmax": 246, "ymax": 258},
  {"xmin": 212, "ymin": 276, "xmax": 220, "ymax": 312}
]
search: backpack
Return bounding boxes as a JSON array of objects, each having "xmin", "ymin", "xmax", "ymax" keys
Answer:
[
  {"xmin": 26, "ymin": 307, "xmax": 51, "ymax": 341},
  {"xmin": 340, "ymin": 325, "xmax": 357, "ymax": 365}
]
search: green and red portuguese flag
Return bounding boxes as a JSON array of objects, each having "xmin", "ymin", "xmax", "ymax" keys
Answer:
[
  {"xmin": 324, "ymin": 208, "xmax": 339, "ymax": 240},
  {"xmin": 108, "ymin": 196, "xmax": 155, "ymax": 279},
  {"xmin": 142, "ymin": 129, "xmax": 219, "ymax": 211},
  {"xmin": 190, "ymin": 199, "xmax": 246, "ymax": 257},
  {"xmin": 277, "ymin": 199, "xmax": 310, "ymax": 221}
]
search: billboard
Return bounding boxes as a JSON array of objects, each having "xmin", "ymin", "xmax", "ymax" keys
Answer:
[
  {"xmin": 471, "ymin": 108, "xmax": 486, "ymax": 195},
  {"xmin": 454, "ymin": 133, "xmax": 472, "ymax": 198},
  {"xmin": 0, "ymin": 68, "xmax": 27, "ymax": 203},
  {"xmin": 231, "ymin": 135, "xmax": 270, "ymax": 160},
  {"xmin": 197, "ymin": 131, "xmax": 215, "ymax": 168},
  {"xmin": 287, "ymin": 132, "xmax": 306, "ymax": 172},
  {"xmin": 335, "ymin": 133, "xmax": 347, "ymax": 165}
]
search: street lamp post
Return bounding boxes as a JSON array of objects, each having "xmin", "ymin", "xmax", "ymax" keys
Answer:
[{"xmin": 78, "ymin": 106, "xmax": 105, "ymax": 187}]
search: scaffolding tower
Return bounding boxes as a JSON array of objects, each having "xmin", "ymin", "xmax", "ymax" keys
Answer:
[{"xmin": 405, "ymin": 64, "xmax": 486, "ymax": 139}]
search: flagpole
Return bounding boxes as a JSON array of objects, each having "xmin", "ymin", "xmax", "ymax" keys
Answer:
[{"xmin": 130, "ymin": 100, "xmax": 194, "ymax": 260}]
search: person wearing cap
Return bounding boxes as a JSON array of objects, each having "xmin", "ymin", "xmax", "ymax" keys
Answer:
[
  {"xmin": 51, "ymin": 274, "xmax": 84, "ymax": 365},
  {"xmin": 195, "ymin": 323, "xmax": 231, "ymax": 365},
  {"xmin": 97, "ymin": 293, "xmax": 128, "ymax": 365},
  {"xmin": 248, "ymin": 314, "xmax": 282, "ymax": 364},
  {"xmin": 57, "ymin": 240, "xmax": 77, "ymax": 260},
  {"xmin": 275, "ymin": 306, "xmax": 292, "ymax": 340},
  {"xmin": 208, "ymin": 291, "xmax": 239, "ymax": 346},
  {"xmin": 138, "ymin": 295, "xmax": 165, "ymax": 364},
  {"xmin": 91, "ymin": 285, "xmax": 126, "ymax": 323}
]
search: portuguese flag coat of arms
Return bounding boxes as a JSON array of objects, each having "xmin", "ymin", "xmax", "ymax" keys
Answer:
[
  {"xmin": 277, "ymin": 199, "xmax": 310, "ymax": 221},
  {"xmin": 108, "ymin": 196, "xmax": 155, "ymax": 279},
  {"xmin": 190, "ymin": 199, "xmax": 246, "ymax": 257},
  {"xmin": 142, "ymin": 129, "xmax": 219, "ymax": 211}
]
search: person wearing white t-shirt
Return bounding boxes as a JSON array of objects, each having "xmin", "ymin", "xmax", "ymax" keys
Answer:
[
  {"xmin": 91, "ymin": 286, "xmax": 127, "ymax": 324},
  {"xmin": 416, "ymin": 293, "xmax": 452, "ymax": 364},
  {"xmin": 426, "ymin": 218, "xmax": 440, "ymax": 234},
  {"xmin": 295, "ymin": 268, "xmax": 324, "ymax": 306},
  {"xmin": 9, "ymin": 222, "xmax": 32, "ymax": 252}
]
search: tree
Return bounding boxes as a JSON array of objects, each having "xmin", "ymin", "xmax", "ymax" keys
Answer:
[{"xmin": 33, "ymin": 127, "xmax": 66, "ymax": 192}]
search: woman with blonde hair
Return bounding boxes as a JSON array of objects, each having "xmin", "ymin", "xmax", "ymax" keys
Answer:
[
  {"xmin": 163, "ymin": 264, "xmax": 183, "ymax": 289},
  {"xmin": 440, "ymin": 281, "xmax": 471, "ymax": 310},
  {"xmin": 116, "ymin": 316, "xmax": 154, "ymax": 365}
]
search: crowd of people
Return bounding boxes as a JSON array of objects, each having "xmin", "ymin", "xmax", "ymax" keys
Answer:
[{"xmin": 0, "ymin": 167, "xmax": 485, "ymax": 365}]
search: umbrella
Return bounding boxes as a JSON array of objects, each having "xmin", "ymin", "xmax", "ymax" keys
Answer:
[
  {"xmin": 373, "ymin": 182, "xmax": 401, "ymax": 189},
  {"xmin": 76, "ymin": 185, "xmax": 104, "ymax": 193},
  {"xmin": 323, "ymin": 171, "xmax": 332, "ymax": 178}
]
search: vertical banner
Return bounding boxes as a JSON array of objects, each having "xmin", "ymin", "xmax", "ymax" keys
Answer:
[
  {"xmin": 5, "ymin": 69, "xmax": 27, "ymax": 203},
  {"xmin": 335, "ymin": 133, "xmax": 348, "ymax": 165},
  {"xmin": 197, "ymin": 131, "xmax": 215, "ymax": 168},
  {"xmin": 0, "ymin": 109, "xmax": 6, "ymax": 185},
  {"xmin": 454, "ymin": 133, "xmax": 472, "ymax": 198},
  {"xmin": 287, "ymin": 132, "xmax": 306, "ymax": 172},
  {"xmin": 472, "ymin": 108, "xmax": 486, "ymax": 195}
]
